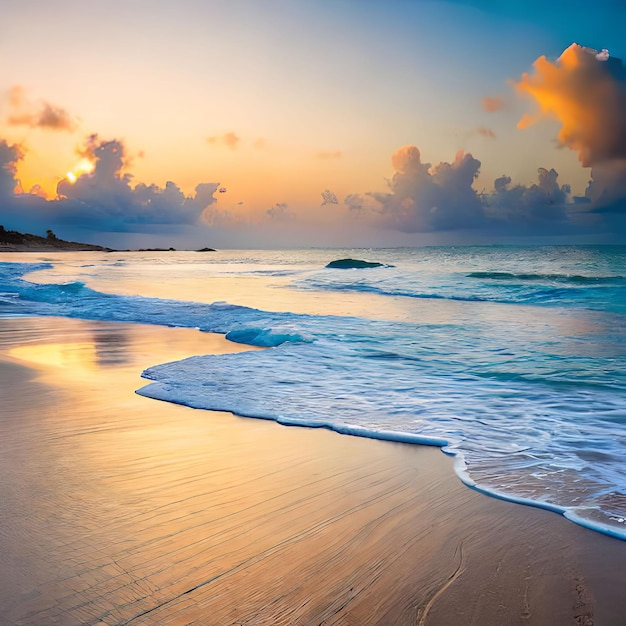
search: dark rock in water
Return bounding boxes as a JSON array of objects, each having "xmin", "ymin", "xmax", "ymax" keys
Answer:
[
  {"xmin": 196, "ymin": 247, "xmax": 216, "ymax": 252},
  {"xmin": 137, "ymin": 248, "xmax": 177, "ymax": 252},
  {"xmin": 325, "ymin": 258, "xmax": 389, "ymax": 269}
]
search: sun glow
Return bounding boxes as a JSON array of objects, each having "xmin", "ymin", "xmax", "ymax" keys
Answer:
[{"xmin": 65, "ymin": 158, "xmax": 95, "ymax": 184}]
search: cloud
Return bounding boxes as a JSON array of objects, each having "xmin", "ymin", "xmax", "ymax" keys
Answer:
[
  {"xmin": 316, "ymin": 150, "xmax": 342, "ymax": 160},
  {"xmin": 344, "ymin": 193, "xmax": 365, "ymax": 212},
  {"xmin": 252, "ymin": 138, "xmax": 267, "ymax": 149},
  {"xmin": 596, "ymin": 49, "xmax": 610, "ymax": 62},
  {"xmin": 321, "ymin": 189, "xmax": 338, "ymax": 205},
  {"xmin": 207, "ymin": 131, "xmax": 240, "ymax": 149},
  {"xmin": 353, "ymin": 145, "xmax": 485, "ymax": 232},
  {"xmin": 340, "ymin": 145, "xmax": 596, "ymax": 237},
  {"xmin": 584, "ymin": 160, "xmax": 626, "ymax": 213},
  {"xmin": 0, "ymin": 140, "xmax": 24, "ymax": 196},
  {"xmin": 482, "ymin": 96, "xmax": 506, "ymax": 112},
  {"xmin": 56, "ymin": 136, "xmax": 221, "ymax": 227},
  {"xmin": 0, "ymin": 135, "xmax": 221, "ymax": 236},
  {"xmin": 514, "ymin": 43, "xmax": 626, "ymax": 167},
  {"xmin": 513, "ymin": 43, "xmax": 626, "ymax": 219},
  {"xmin": 486, "ymin": 167, "xmax": 571, "ymax": 224},
  {"xmin": 476, "ymin": 126, "xmax": 496, "ymax": 139},
  {"xmin": 223, "ymin": 132, "xmax": 240, "ymax": 149},
  {"xmin": 26, "ymin": 184, "xmax": 47, "ymax": 198},
  {"xmin": 6, "ymin": 85, "xmax": 77, "ymax": 132},
  {"xmin": 266, "ymin": 202, "xmax": 294, "ymax": 221}
]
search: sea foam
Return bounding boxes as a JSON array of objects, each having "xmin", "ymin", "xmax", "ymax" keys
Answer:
[{"xmin": 2, "ymin": 248, "xmax": 626, "ymax": 540}]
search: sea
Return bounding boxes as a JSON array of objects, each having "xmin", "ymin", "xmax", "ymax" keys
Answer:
[{"xmin": 1, "ymin": 245, "xmax": 625, "ymax": 539}]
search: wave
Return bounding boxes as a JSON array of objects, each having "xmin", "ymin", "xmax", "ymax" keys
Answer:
[
  {"xmin": 137, "ymin": 338, "xmax": 626, "ymax": 541},
  {"xmin": 294, "ymin": 274, "xmax": 626, "ymax": 313},
  {"xmin": 467, "ymin": 271, "xmax": 626, "ymax": 285},
  {"xmin": 225, "ymin": 327, "xmax": 311, "ymax": 347},
  {"xmin": 3, "ymin": 258, "xmax": 626, "ymax": 540},
  {"xmin": 238, "ymin": 269, "xmax": 302, "ymax": 276},
  {"xmin": 473, "ymin": 369, "xmax": 623, "ymax": 392}
]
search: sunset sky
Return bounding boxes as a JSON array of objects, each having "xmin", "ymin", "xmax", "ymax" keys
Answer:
[{"xmin": 1, "ymin": 0, "xmax": 625, "ymax": 248}]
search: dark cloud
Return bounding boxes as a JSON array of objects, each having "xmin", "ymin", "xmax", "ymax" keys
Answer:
[
  {"xmin": 0, "ymin": 135, "xmax": 221, "ymax": 237},
  {"xmin": 486, "ymin": 167, "xmax": 570, "ymax": 224},
  {"xmin": 360, "ymin": 146, "xmax": 484, "ymax": 232},
  {"xmin": 584, "ymin": 161, "xmax": 626, "ymax": 213},
  {"xmin": 6, "ymin": 86, "xmax": 77, "ymax": 132},
  {"xmin": 0, "ymin": 140, "xmax": 23, "ymax": 196},
  {"xmin": 340, "ymin": 145, "xmax": 606, "ymax": 237}
]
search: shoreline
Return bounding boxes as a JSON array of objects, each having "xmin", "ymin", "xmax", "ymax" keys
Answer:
[
  {"xmin": 2, "ymin": 316, "xmax": 626, "ymax": 624},
  {"xmin": 4, "ymin": 251, "xmax": 626, "ymax": 540},
  {"xmin": 0, "ymin": 244, "xmax": 211, "ymax": 253},
  {"xmin": 0, "ymin": 228, "xmax": 213, "ymax": 253}
]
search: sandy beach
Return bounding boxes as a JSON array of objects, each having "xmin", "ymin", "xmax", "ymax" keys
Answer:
[{"xmin": 1, "ymin": 315, "xmax": 626, "ymax": 625}]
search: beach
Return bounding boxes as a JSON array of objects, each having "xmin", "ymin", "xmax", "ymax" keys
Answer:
[
  {"xmin": 2, "ymin": 315, "xmax": 626, "ymax": 625},
  {"xmin": 3, "ymin": 0, "xmax": 626, "ymax": 620}
]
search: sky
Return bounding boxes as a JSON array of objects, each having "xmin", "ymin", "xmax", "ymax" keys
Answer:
[{"xmin": 1, "ymin": 0, "xmax": 625, "ymax": 248}]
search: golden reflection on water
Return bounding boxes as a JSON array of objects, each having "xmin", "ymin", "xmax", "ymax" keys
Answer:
[
  {"xmin": 4, "ymin": 316, "xmax": 260, "ymax": 380},
  {"xmin": 10, "ymin": 342, "xmax": 99, "ymax": 372}
]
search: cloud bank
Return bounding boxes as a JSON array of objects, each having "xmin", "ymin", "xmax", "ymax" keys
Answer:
[
  {"xmin": 2, "ymin": 42, "xmax": 625, "ymax": 247},
  {"xmin": 0, "ymin": 136, "xmax": 222, "ymax": 240},
  {"xmin": 485, "ymin": 167, "xmax": 570, "ymax": 224},
  {"xmin": 341, "ymin": 144, "xmax": 605, "ymax": 238}
]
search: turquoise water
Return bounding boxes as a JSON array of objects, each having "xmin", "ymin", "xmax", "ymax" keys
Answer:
[{"xmin": 1, "ymin": 245, "xmax": 625, "ymax": 538}]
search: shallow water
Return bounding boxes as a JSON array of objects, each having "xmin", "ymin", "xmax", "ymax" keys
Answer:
[
  {"xmin": 1, "ymin": 245, "xmax": 625, "ymax": 538},
  {"xmin": 2, "ymin": 317, "xmax": 463, "ymax": 624}
]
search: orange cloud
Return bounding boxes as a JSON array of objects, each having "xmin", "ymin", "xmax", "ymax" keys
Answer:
[
  {"xmin": 6, "ymin": 85, "xmax": 77, "ymax": 132},
  {"xmin": 207, "ymin": 131, "xmax": 240, "ymax": 149},
  {"xmin": 514, "ymin": 43, "xmax": 626, "ymax": 167},
  {"xmin": 482, "ymin": 96, "xmax": 506, "ymax": 112}
]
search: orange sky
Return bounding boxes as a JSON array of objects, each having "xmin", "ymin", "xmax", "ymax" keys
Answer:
[{"xmin": 1, "ymin": 1, "xmax": 624, "ymax": 246}]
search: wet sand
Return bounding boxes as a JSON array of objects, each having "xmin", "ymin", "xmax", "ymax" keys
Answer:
[{"xmin": 1, "ymin": 316, "xmax": 626, "ymax": 625}]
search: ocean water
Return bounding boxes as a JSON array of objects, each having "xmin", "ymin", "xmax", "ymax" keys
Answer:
[{"xmin": 1, "ymin": 246, "xmax": 625, "ymax": 539}]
